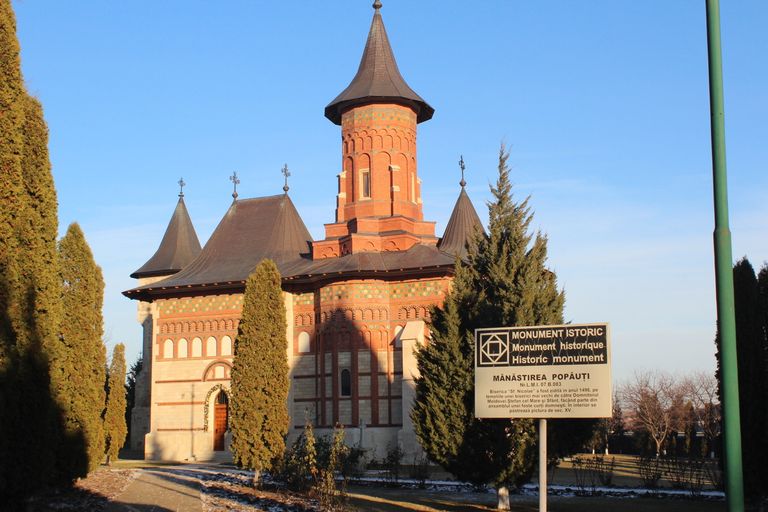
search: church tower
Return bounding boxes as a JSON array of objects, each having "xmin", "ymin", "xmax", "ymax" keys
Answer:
[
  {"xmin": 313, "ymin": 1, "xmax": 437, "ymax": 258},
  {"xmin": 128, "ymin": 183, "xmax": 201, "ymax": 452}
]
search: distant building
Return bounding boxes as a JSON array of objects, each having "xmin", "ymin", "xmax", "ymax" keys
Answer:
[{"xmin": 124, "ymin": 2, "xmax": 482, "ymax": 462}]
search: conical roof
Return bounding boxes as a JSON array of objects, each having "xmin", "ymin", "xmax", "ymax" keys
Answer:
[
  {"xmin": 127, "ymin": 195, "xmax": 313, "ymax": 290},
  {"xmin": 131, "ymin": 196, "xmax": 202, "ymax": 279},
  {"xmin": 438, "ymin": 187, "xmax": 484, "ymax": 258},
  {"xmin": 325, "ymin": 2, "xmax": 434, "ymax": 125}
]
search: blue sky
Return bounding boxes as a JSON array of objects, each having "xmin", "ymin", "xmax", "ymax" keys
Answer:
[{"xmin": 13, "ymin": 1, "xmax": 768, "ymax": 380}]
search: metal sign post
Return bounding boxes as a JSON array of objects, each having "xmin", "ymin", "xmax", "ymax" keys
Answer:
[
  {"xmin": 539, "ymin": 418, "xmax": 547, "ymax": 512},
  {"xmin": 474, "ymin": 323, "xmax": 612, "ymax": 512}
]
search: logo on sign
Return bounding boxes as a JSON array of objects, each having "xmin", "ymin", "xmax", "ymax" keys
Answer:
[{"xmin": 478, "ymin": 331, "xmax": 509, "ymax": 367}]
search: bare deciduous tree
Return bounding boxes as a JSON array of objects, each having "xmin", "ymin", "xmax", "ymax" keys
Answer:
[
  {"xmin": 682, "ymin": 371, "xmax": 721, "ymax": 457},
  {"xmin": 621, "ymin": 371, "xmax": 679, "ymax": 457}
]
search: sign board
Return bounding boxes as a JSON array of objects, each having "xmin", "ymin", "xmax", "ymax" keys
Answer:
[{"xmin": 474, "ymin": 323, "xmax": 611, "ymax": 419}]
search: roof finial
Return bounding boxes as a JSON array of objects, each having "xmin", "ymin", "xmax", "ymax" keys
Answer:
[
  {"xmin": 282, "ymin": 164, "xmax": 291, "ymax": 194},
  {"xmin": 372, "ymin": 0, "xmax": 382, "ymax": 10},
  {"xmin": 178, "ymin": 177, "xmax": 186, "ymax": 198},
  {"xmin": 458, "ymin": 155, "xmax": 466, "ymax": 188},
  {"xmin": 229, "ymin": 171, "xmax": 240, "ymax": 200}
]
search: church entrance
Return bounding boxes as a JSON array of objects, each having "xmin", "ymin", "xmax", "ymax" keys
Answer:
[{"xmin": 213, "ymin": 391, "xmax": 228, "ymax": 451}]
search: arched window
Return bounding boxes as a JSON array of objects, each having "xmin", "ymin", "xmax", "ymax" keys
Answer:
[
  {"xmin": 340, "ymin": 369, "xmax": 352, "ymax": 397},
  {"xmin": 163, "ymin": 339, "xmax": 173, "ymax": 359},
  {"xmin": 297, "ymin": 332, "xmax": 310, "ymax": 353},
  {"xmin": 177, "ymin": 338, "xmax": 188, "ymax": 358},
  {"xmin": 216, "ymin": 390, "xmax": 228, "ymax": 405},
  {"xmin": 206, "ymin": 336, "xmax": 217, "ymax": 357},
  {"xmin": 191, "ymin": 337, "xmax": 202, "ymax": 357},
  {"xmin": 221, "ymin": 336, "xmax": 232, "ymax": 356}
]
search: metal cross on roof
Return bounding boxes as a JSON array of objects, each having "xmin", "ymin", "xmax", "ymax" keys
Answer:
[
  {"xmin": 459, "ymin": 155, "xmax": 466, "ymax": 188},
  {"xmin": 282, "ymin": 164, "xmax": 291, "ymax": 194},
  {"xmin": 178, "ymin": 177, "xmax": 186, "ymax": 198},
  {"xmin": 229, "ymin": 171, "xmax": 240, "ymax": 200}
]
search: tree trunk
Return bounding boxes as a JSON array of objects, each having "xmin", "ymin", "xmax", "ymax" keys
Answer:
[
  {"xmin": 252, "ymin": 469, "xmax": 261, "ymax": 488},
  {"xmin": 496, "ymin": 486, "xmax": 510, "ymax": 510}
]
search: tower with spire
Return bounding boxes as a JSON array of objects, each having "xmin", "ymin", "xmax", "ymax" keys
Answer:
[
  {"xmin": 313, "ymin": 1, "xmax": 438, "ymax": 259},
  {"xmin": 127, "ymin": 183, "xmax": 202, "ymax": 452}
]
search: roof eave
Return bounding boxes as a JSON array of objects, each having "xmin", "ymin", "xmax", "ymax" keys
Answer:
[
  {"xmin": 324, "ymin": 96, "xmax": 434, "ymax": 125},
  {"xmin": 123, "ymin": 264, "xmax": 455, "ymax": 302}
]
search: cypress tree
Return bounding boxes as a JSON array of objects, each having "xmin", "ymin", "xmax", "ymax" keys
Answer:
[
  {"xmin": 0, "ymin": 2, "xmax": 25, "ymax": 347},
  {"xmin": 716, "ymin": 258, "xmax": 768, "ymax": 501},
  {"xmin": 0, "ymin": 5, "xmax": 27, "ymax": 483},
  {"xmin": 104, "ymin": 343, "xmax": 127, "ymax": 464},
  {"xmin": 413, "ymin": 146, "xmax": 565, "ymax": 509},
  {"xmin": 58, "ymin": 223, "xmax": 107, "ymax": 473},
  {"xmin": 1, "ymin": 0, "xmax": 67, "ymax": 497},
  {"xmin": 125, "ymin": 357, "xmax": 143, "ymax": 446},
  {"xmin": 230, "ymin": 259, "xmax": 290, "ymax": 485}
]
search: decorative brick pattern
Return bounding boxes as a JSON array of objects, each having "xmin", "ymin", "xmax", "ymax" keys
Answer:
[
  {"xmin": 390, "ymin": 280, "xmax": 447, "ymax": 299},
  {"xmin": 293, "ymin": 293, "xmax": 314, "ymax": 306},
  {"xmin": 320, "ymin": 284, "xmax": 350, "ymax": 302},
  {"xmin": 159, "ymin": 294, "xmax": 243, "ymax": 316}
]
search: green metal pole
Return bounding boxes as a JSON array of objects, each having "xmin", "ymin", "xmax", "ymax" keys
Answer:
[{"xmin": 704, "ymin": 1, "xmax": 744, "ymax": 510}]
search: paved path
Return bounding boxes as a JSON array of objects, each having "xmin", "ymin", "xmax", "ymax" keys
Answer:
[{"xmin": 106, "ymin": 467, "xmax": 203, "ymax": 512}]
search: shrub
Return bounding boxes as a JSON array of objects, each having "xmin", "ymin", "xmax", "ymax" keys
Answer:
[
  {"xmin": 409, "ymin": 452, "xmax": 431, "ymax": 488},
  {"xmin": 382, "ymin": 442, "xmax": 404, "ymax": 485},
  {"xmin": 280, "ymin": 422, "xmax": 317, "ymax": 492},
  {"xmin": 315, "ymin": 427, "xmax": 348, "ymax": 511},
  {"xmin": 637, "ymin": 455, "xmax": 663, "ymax": 489}
]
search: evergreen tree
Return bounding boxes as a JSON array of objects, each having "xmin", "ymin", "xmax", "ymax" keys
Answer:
[
  {"xmin": 1, "ymin": 1, "xmax": 68, "ymax": 497},
  {"xmin": 413, "ymin": 146, "xmax": 565, "ymax": 508},
  {"xmin": 716, "ymin": 258, "xmax": 768, "ymax": 501},
  {"xmin": 608, "ymin": 391, "xmax": 626, "ymax": 453},
  {"xmin": 0, "ymin": 3, "xmax": 34, "ymax": 494},
  {"xmin": 57, "ymin": 223, "xmax": 107, "ymax": 473},
  {"xmin": 125, "ymin": 357, "xmax": 143, "ymax": 448},
  {"xmin": 230, "ymin": 259, "xmax": 289, "ymax": 485},
  {"xmin": 104, "ymin": 343, "xmax": 127, "ymax": 464}
]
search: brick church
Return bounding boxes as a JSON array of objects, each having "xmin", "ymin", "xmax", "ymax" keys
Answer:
[{"xmin": 124, "ymin": 1, "xmax": 482, "ymax": 462}]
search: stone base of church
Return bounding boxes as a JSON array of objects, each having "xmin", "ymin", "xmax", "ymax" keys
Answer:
[
  {"xmin": 143, "ymin": 431, "xmax": 233, "ymax": 463},
  {"xmin": 141, "ymin": 424, "xmax": 420, "ymax": 466},
  {"xmin": 130, "ymin": 406, "xmax": 150, "ymax": 452},
  {"xmin": 287, "ymin": 424, "xmax": 423, "ymax": 464}
]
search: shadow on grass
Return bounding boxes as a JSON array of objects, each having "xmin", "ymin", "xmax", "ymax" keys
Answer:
[
  {"xmin": 347, "ymin": 486, "xmax": 506, "ymax": 512},
  {"xmin": 150, "ymin": 467, "xmax": 317, "ymax": 511},
  {"xmin": 25, "ymin": 487, "xmax": 175, "ymax": 512}
]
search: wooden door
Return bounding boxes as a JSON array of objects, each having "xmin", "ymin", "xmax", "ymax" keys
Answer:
[{"xmin": 214, "ymin": 392, "xmax": 228, "ymax": 451}]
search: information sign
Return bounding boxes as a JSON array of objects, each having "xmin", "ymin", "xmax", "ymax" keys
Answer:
[{"xmin": 475, "ymin": 323, "xmax": 611, "ymax": 419}]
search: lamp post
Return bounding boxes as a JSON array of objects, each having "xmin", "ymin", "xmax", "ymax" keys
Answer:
[{"xmin": 704, "ymin": 1, "xmax": 744, "ymax": 510}]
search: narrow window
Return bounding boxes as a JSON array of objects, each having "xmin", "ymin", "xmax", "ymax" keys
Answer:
[
  {"xmin": 340, "ymin": 369, "xmax": 352, "ymax": 397},
  {"xmin": 298, "ymin": 332, "xmax": 311, "ymax": 353},
  {"xmin": 361, "ymin": 169, "xmax": 371, "ymax": 199}
]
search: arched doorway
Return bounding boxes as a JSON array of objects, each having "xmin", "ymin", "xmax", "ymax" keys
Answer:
[{"xmin": 213, "ymin": 391, "xmax": 228, "ymax": 451}]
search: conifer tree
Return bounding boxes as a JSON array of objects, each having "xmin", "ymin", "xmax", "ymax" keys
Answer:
[
  {"xmin": 1, "ymin": 1, "xmax": 68, "ymax": 497},
  {"xmin": 0, "ymin": 6, "xmax": 28, "ymax": 489},
  {"xmin": 58, "ymin": 223, "xmax": 107, "ymax": 473},
  {"xmin": 716, "ymin": 258, "xmax": 768, "ymax": 501},
  {"xmin": 230, "ymin": 259, "xmax": 290, "ymax": 485},
  {"xmin": 413, "ymin": 146, "xmax": 565, "ymax": 509},
  {"xmin": 125, "ymin": 357, "xmax": 143, "ymax": 445},
  {"xmin": 104, "ymin": 343, "xmax": 127, "ymax": 464}
]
